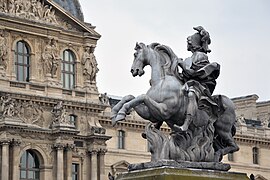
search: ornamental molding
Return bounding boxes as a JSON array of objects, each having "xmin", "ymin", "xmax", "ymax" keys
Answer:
[{"xmin": 0, "ymin": 90, "xmax": 107, "ymax": 112}]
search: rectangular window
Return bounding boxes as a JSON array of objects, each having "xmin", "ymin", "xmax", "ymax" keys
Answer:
[
  {"xmin": 118, "ymin": 130, "xmax": 125, "ymax": 149},
  {"xmin": 252, "ymin": 147, "xmax": 259, "ymax": 164},
  {"xmin": 69, "ymin": 115, "xmax": 76, "ymax": 127},
  {"xmin": 72, "ymin": 163, "xmax": 79, "ymax": 180}
]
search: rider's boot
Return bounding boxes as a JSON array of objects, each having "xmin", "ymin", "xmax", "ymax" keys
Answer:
[{"xmin": 176, "ymin": 91, "xmax": 197, "ymax": 131}]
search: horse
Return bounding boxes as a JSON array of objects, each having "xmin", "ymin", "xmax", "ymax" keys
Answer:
[{"xmin": 111, "ymin": 42, "xmax": 239, "ymax": 161}]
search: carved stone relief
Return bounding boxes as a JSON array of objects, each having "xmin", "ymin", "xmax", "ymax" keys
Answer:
[
  {"xmin": 0, "ymin": 29, "xmax": 8, "ymax": 70},
  {"xmin": 51, "ymin": 101, "xmax": 73, "ymax": 126},
  {"xmin": 0, "ymin": 94, "xmax": 18, "ymax": 118},
  {"xmin": 0, "ymin": 95, "xmax": 45, "ymax": 127},
  {"xmin": 0, "ymin": 0, "xmax": 80, "ymax": 31},
  {"xmin": 17, "ymin": 101, "xmax": 44, "ymax": 126}
]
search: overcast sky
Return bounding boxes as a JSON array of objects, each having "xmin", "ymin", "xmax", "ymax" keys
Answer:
[{"xmin": 79, "ymin": 0, "xmax": 270, "ymax": 101}]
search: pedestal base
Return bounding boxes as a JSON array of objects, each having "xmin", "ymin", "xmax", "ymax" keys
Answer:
[{"xmin": 116, "ymin": 166, "xmax": 249, "ymax": 180}]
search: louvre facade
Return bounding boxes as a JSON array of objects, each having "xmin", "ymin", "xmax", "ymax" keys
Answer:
[{"xmin": 0, "ymin": 0, "xmax": 111, "ymax": 180}]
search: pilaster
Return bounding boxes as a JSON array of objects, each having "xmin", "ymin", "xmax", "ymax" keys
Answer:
[
  {"xmin": 89, "ymin": 149, "xmax": 98, "ymax": 180},
  {"xmin": 1, "ymin": 140, "xmax": 10, "ymax": 180},
  {"xmin": 53, "ymin": 143, "xmax": 65, "ymax": 180},
  {"xmin": 11, "ymin": 140, "xmax": 21, "ymax": 180}
]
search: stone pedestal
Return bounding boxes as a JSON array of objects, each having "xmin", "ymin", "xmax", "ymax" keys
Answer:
[{"xmin": 116, "ymin": 166, "xmax": 249, "ymax": 180}]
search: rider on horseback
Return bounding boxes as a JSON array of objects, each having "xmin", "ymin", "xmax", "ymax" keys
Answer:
[{"xmin": 177, "ymin": 26, "xmax": 220, "ymax": 131}]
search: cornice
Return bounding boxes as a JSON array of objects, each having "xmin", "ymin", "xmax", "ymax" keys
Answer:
[
  {"xmin": 234, "ymin": 134, "xmax": 270, "ymax": 146},
  {"xmin": 0, "ymin": 90, "xmax": 106, "ymax": 112},
  {"xmin": 99, "ymin": 115, "xmax": 171, "ymax": 133}
]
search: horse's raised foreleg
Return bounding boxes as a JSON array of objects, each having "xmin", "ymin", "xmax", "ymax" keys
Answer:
[
  {"xmin": 115, "ymin": 94, "xmax": 170, "ymax": 124},
  {"xmin": 111, "ymin": 95, "xmax": 135, "ymax": 126}
]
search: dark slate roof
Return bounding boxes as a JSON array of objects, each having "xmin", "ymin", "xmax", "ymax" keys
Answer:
[
  {"xmin": 53, "ymin": 0, "xmax": 84, "ymax": 21},
  {"xmin": 244, "ymin": 119, "xmax": 262, "ymax": 127}
]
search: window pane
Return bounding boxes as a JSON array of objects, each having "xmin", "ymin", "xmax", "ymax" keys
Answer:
[
  {"xmin": 24, "ymin": 44, "xmax": 28, "ymax": 54},
  {"xmin": 34, "ymin": 171, "xmax": 40, "ymax": 179},
  {"xmin": 20, "ymin": 170, "xmax": 26, "ymax": 178},
  {"xmin": 70, "ymin": 75, "xmax": 74, "ymax": 88},
  {"xmin": 20, "ymin": 152, "xmax": 27, "ymax": 168},
  {"xmin": 70, "ymin": 64, "xmax": 74, "ymax": 72},
  {"xmin": 28, "ymin": 153, "xmax": 34, "ymax": 168},
  {"xmin": 18, "ymin": 65, "xmax": 24, "ymax": 81},
  {"xmin": 64, "ymin": 74, "xmax": 69, "ymax": 88},
  {"xmin": 69, "ymin": 53, "xmax": 74, "ymax": 62},
  {"xmin": 65, "ymin": 63, "xmax": 69, "ymax": 71},
  {"xmin": 18, "ymin": 41, "xmax": 23, "ymax": 53},
  {"xmin": 28, "ymin": 171, "xmax": 34, "ymax": 179},
  {"xmin": 17, "ymin": 55, "xmax": 23, "ymax": 64},
  {"xmin": 65, "ymin": 51, "xmax": 69, "ymax": 61}
]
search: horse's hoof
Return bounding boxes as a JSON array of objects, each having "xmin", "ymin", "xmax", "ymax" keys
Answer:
[
  {"xmin": 115, "ymin": 113, "xmax": 126, "ymax": 122},
  {"xmin": 111, "ymin": 118, "xmax": 117, "ymax": 126}
]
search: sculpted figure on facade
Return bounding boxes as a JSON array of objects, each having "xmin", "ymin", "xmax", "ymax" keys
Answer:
[
  {"xmin": 2, "ymin": 0, "xmax": 59, "ymax": 25},
  {"xmin": 8, "ymin": 0, "xmax": 16, "ymax": 14},
  {"xmin": 42, "ymin": 38, "xmax": 61, "ymax": 78},
  {"xmin": 0, "ymin": 1, "xmax": 7, "ymax": 12},
  {"xmin": 111, "ymin": 26, "xmax": 239, "ymax": 170},
  {"xmin": 0, "ymin": 95, "xmax": 16, "ymax": 117},
  {"xmin": 51, "ymin": 101, "xmax": 71, "ymax": 125},
  {"xmin": 99, "ymin": 93, "xmax": 109, "ymax": 105},
  {"xmin": 0, "ymin": 29, "xmax": 8, "ymax": 70},
  {"xmin": 81, "ymin": 45, "xmax": 99, "ymax": 82}
]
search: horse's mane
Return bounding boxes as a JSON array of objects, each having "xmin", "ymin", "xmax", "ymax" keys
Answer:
[{"xmin": 148, "ymin": 43, "xmax": 182, "ymax": 81}]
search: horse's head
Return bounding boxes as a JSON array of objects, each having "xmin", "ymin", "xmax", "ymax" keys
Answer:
[{"xmin": 131, "ymin": 42, "xmax": 148, "ymax": 77}]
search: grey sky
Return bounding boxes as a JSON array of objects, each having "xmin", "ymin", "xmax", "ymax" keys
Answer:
[{"xmin": 80, "ymin": 0, "xmax": 270, "ymax": 101}]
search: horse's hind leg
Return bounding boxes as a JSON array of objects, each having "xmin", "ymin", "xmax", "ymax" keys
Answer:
[{"xmin": 214, "ymin": 130, "xmax": 239, "ymax": 162}]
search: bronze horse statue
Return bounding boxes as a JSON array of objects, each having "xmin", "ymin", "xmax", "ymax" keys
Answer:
[{"xmin": 111, "ymin": 42, "xmax": 239, "ymax": 162}]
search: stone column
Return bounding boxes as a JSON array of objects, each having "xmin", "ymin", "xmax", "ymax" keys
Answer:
[
  {"xmin": 54, "ymin": 144, "xmax": 64, "ymax": 180},
  {"xmin": 65, "ymin": 144, "xmax": 74, "ymax": 180},
  {"xmin": 99, "ymin": 149, "xmax": 107, "ymax": 180},
  {"xmin": 12, "ymin": 140, "xmax": 21, "ymax": 180},
  {"xmin": 1, "ymin": 140, "xmax": 10, "ymax": 180},
  {"xmin": 90, "ymin": 150, "xmax": 98, "ymax": 180}
]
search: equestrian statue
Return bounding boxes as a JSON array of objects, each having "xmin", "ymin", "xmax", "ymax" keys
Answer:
[{"xmin": 111, "ymin": 26, "xmax": 239, "ymax": 170}]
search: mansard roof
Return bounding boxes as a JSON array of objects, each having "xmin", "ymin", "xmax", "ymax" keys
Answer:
[{"xmin": 53, "ymin": 0, "xmax": 84, "ymax": 21}]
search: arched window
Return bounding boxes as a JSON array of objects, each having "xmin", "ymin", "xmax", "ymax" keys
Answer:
[
  {"xmin": 15, "ymin": 41, "xmax": 30, "ymax": 82},
  {"xmin": 61, "ymin": 50, "xmax": 75, "ymax": 89},
  {"xmin": 118, "ymin": 130, "xmax": 125, "ymax": 149},
  {"xmin": 20, "ymin": 150, "xmax": 40, "ymax": 180},
  {"xmin": 252, "ymin": 147, "xmax": 259, "ymax": 164}
]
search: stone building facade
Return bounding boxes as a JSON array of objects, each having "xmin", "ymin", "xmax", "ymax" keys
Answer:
[
  {"xmin": 0, "ymin": 0, "xmax": 111, "ymax": 180},
  {"xmin": 101, "ymin": 94, "xmax": 270, "ymax": 180}
]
